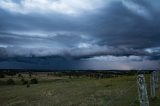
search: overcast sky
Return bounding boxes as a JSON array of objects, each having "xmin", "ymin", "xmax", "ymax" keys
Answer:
[{"xmin": 0, "ymin": 0, "xmax": 160, "ymax": 70}]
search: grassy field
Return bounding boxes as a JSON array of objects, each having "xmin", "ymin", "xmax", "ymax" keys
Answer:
[{"xmin": 0, "ymin": 73, "xmax": 160, "ymax": 106}]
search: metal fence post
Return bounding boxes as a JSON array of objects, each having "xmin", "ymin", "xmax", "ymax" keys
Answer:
[{"xmin": 137, "ymin": 74, "xmax": 149, "ymax": 106}]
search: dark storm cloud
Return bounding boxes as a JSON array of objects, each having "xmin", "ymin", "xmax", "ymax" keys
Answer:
[
  {"xmin": 0, "ymin": 0, "xmax": 160, "ymax": 69},
  {"xmin": 85, "ymin": 1, "xmax": 160, "ymax": 49},
  {"xmin": 0, "ymin": 42, "xmax": 157, "ymax": 60},
  {"xmin": 0, "ymin": 9, "xmax": 79, "ymax": 32},
  {"xmin": 0, "ymin": 0, "xmax": 160, "ymax": 50},
  {"xmin": 0, "ymin": 56, "xmax": 159, "ymax": 70}
]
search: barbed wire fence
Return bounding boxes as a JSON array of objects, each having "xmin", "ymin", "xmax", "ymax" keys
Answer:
[
  {"xmin": 105, "ymin": 69, "xmax": 159, "ymax": 106},
  {"xmin": 105, "ymin": 70, "xmax": 140, "ymax": 106}
]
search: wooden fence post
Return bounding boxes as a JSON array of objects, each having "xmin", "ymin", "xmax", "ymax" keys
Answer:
[
  {"xmin": 137, "ymin": 74, "xmax": 149, "ymax": 106},
  {"xmin": 150, "ymin": 71, "xmax": 159, "ymax": 98},
  {"xmin": 151, "ymin": 71, "xmax": 156, "ymax": 98},
  {"xmin": 155, "ymin": 71, "xmax": 159, "ymax": 91}
]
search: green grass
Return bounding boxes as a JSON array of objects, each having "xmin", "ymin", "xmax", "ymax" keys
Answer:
[{"xmin": 0, "ymin": 74, "xmax": 159, "ymax": 106}]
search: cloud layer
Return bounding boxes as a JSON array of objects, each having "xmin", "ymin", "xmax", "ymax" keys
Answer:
[
  {"xmin": 0, "ymin": 0, "xmax": 160, "ymax": 70},
  {"xmin": 0, "ymin": 0, "xmax": 106, "ymax": 15}
]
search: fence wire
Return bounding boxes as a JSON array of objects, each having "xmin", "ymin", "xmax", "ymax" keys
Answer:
[
  {"xmin": 106, "ymin": 70, "xmax": 160, "ymax": 106},
  {"xmin": 106, "ymin": 70, "xmax": 141, "ymax": 106}
]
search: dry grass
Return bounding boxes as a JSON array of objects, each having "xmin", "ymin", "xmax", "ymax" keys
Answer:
[{"xmin": 0, "ymin": 73, "xmax": 159, "ymax": 106}]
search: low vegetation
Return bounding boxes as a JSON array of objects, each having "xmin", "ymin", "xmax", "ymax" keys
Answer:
[
  {"xmin": 6, "ymin": 79, "xmax": 15, "ymax": 85},
  {"xmin": 0, "ymin": 71, "xmax": 159, "ymax": 106},
  {"xmin": 0, "ymin": 74, "xmax": 5, "ymax": 78},
  {"xmin": 30, "ymin": 78, "xmax": 38, "ymax": 84},
  {"xmin": 21, "ymin": 78, "xmax": 28, "ymax": 85}
]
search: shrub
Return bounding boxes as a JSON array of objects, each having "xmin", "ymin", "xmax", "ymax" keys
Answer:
[
  {"xmin": 6, "ymin": 72, "xmax": 17, "ymax": 76},
  {"xmin": 6, "ymin": 79, "xmax": 15, "ymax": 85},
  {"xmin": 27, "ymin": 81, "xmax": 30, "ymax": 88},
  {"xmin": 21, "ymin": 78, "xmax": 27, "ymax": 85},
  {"xmin": 18, "ymin": 74, "xmax": 23, "ymax": 78},
  {"xmin": 29, "ymin": 72, "xmax": 32, "ymax": 78},
  {"xmin": 30, "ymin": 78, "xmax": 38, "ymax": 84},
  {"xmin": 0, "ymin": 74, "xmax": 5, "ymax": 78}
]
